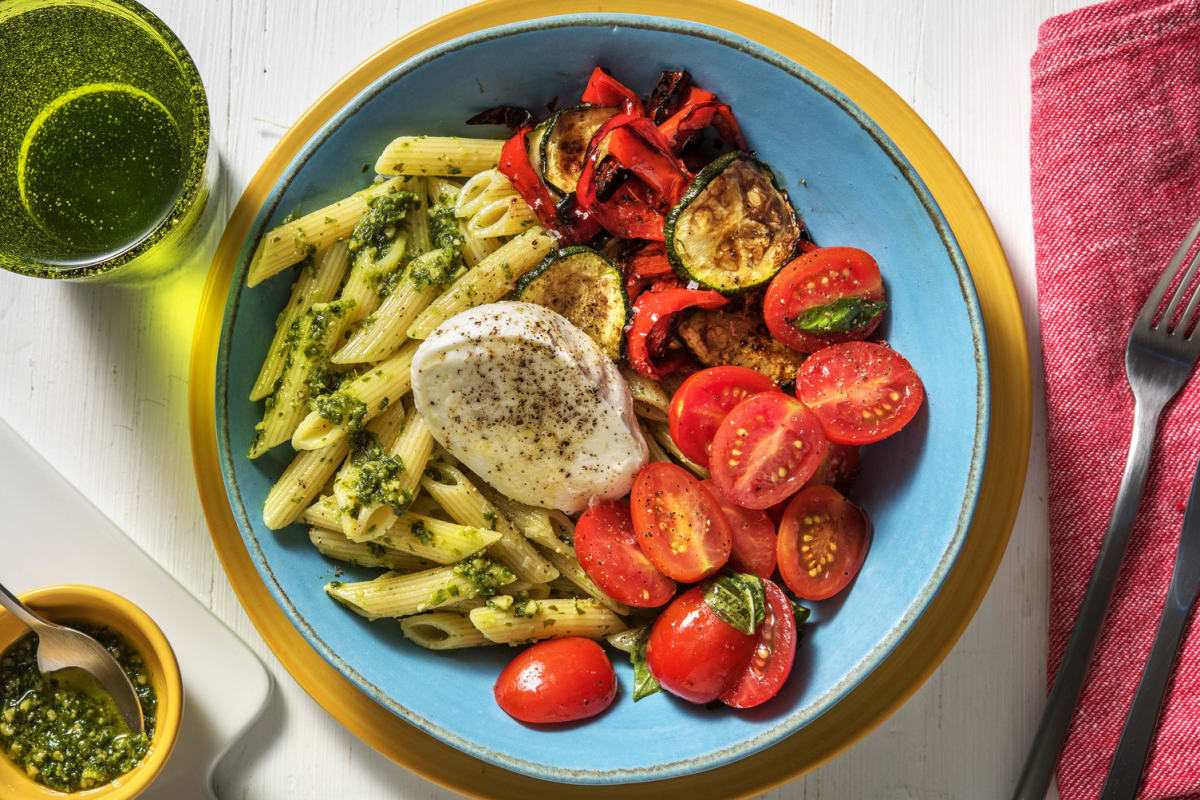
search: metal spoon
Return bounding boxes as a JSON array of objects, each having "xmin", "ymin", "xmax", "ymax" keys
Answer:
[{"xmin": 0, "ymin": 582, "xmax": 143, "ymax": 734}]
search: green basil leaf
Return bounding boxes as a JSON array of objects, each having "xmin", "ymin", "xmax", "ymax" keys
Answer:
[
  {"xmin": 790, "ymin": 297, "xmax": 887, "ymax": 334},
  {"xmin": 703, "ymin": 573, "xmax": 766, "ymax": 635},
  {"xmin": 789, "ymin": 597, "xmax": 811, "ymax": 627},
  {"xmin": 629, "ymin": 626, "xmax": 662, "ymax": 701}
]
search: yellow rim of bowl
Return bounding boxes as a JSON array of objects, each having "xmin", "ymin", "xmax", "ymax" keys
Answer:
[
  {"xmin": 187, "ymin": 1, "xmax": 1032, "ymax": 796},
  {"xmin": 0, "ymin": 585, "xmax": 183, "ymax": 800}
]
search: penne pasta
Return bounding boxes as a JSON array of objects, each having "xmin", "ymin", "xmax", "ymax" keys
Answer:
[
  {"xmin": 406, "ymin": 227, "xmax": 554, "ymax": 339},
  {"xmin": 250, "ymin": 241, "xmax": 351, "ymax": 401},
  {"xmin": 468, "ymin": 599, "xmax": 626, "ymax": 645},
  {"xmin": 421, "ymin": 462, "xmax": 559, "ymax": 584},
  {"xmin": 331, "ymin": 401, "xmax": 410, "ymax": 538},
  {"xmin": 343, "ymin": 408, "xmax": 435, "ymax": 541},
  {"xmin": 485, "ymin": 493, "xmax": 568, "ymax": 555},
  {"xmin": 641, "ymin": 422, "xmax": 674, "ymax": 464},
  {"xmin": 308, "ymin": 527, "xmax": 438, "ymax": 572},
  {"xmin": 247, "ymin": 177, "xmax": 406, "ymax": 287},
  {"xmin": 375, "ymin": 514, "xmax": 501, "ymax": 563},
  {"xmin": 649, "ymin": 421, "xmax": 710, "ymax": 479},
  {"xmin": 375, "ymin": 136, "xmax": 504, "ymax": 177},
  {"xmin": 465, "ymin": 196, "xmax": 538, "ymax": 238},
  {"xmin": 262, "ymin": 438, "xmax": 352, "ymax": 529},
  {"xmin": 455, "ymin": 169, "xmax": 518, "ymax": 218},
  {"xmin": 249, "ymin": 299, "xmax": 355, "ymax": 458},
  {"xmin": 291, "ymin": 342, "xmax": 418, "ymax": 450},
  {"xmin": 400, "ymin": 612, "xmax": 496, "ymax": 650},
  {"xmin": 326, "ymin": 555, "xmax": 515, "ymax": 619}
]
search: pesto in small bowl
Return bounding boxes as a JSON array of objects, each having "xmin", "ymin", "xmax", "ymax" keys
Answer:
[{"xmin": 0, "ymin": 624, "xmax": 156, "ymax": 792}]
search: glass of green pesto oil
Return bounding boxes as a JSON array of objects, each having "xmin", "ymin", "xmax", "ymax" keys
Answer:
[{"xmin": 0, "ymin": 0, "xmax": 212, "ymax": 282}]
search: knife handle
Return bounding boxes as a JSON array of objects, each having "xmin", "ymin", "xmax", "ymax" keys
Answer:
[
  {"xmin": 1097, "ymin": 590, "xmax": 1193, "ymax": 800},
  {"xmin": 1099, "ymin": 456, "xmax": 1200, "ymax": 800}
]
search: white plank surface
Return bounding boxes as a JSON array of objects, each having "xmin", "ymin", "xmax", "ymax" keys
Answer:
[{"xmin": 0, "ymin": 0, "xmax": 1088, "ymax": 796}]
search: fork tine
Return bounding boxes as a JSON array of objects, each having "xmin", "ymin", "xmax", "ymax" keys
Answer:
[
  {"xmin": 1137, "ymin": 216, "xmax": 1200, "ymax": 330},
  {"xmin": 1181, "ymin": 271, "xmax": 1200, "ymax": 339},
  {"xmin": 1161, "ymin": 248, "xmax": 1200, "ymax": 332}
]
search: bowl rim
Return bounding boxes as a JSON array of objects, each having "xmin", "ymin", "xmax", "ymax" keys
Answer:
[
  {"xmin": 188, "ymin": 0, "xmax": 1031, "ymax": 795},
  {"xmin": 212, "ymin": 13, "xmax": 989, "ymax": 784},
  {"xmin": 0, "ymin": 584, "xmax": 183, "ymax": 800}
]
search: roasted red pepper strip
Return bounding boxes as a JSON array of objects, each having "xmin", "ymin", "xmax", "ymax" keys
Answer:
[
  {"xmin": 604, "ymin": 118, "xmax": 691, "ymax": 206},
  {"xmin": 581, "ymin": 67, "xmax": 645, "ymax": 116},
  {"xmin": 576, "ymin": 114, "xmax": 690, "ymax": 240},
  {"xmin": 659, "ymin": 101, "xmax": 746, "ymax": 152},
  {"xmin": 622, "ymin": 242, "xmax": 677, "ymax": 299},
  {"xmin": 498, "ymin": 127, "xmax": 599, "ymax": 243},
  {"xmin": 627, "ymin": 288, "xmax": 728, "ymax": 379},
  {"xmin": 656, "ymin": 84, "xmax": 746, "ymax": 152}
]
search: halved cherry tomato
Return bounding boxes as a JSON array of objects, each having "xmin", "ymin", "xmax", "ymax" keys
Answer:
[
  {"xmin": 777, "ymin": 485, "xmax": 871, "ymax": 600},
  {"xmin": 668, "ymin": 366, "xmax": 778, "ymax": 466},
  {"xmin": 631, "ymin": 462, "xmax": 731, "ymax": 582},
  {"xmin": 646, "ymin": 586, "xmax": 755, "ymax": 704},
  {"xmin": 795, "ymin": 341, "xmax": 924, "ymax": 445},
  {"xmin": 576, "ymin": 500, "xmax": 675, "ymax": 608},
  {"xmin": 764, "ymin": 247, "xmax": 886, "ymax": 354},
  {"xmin": 720, "ymin": 579, "xmax": 797, "ymax": 708},
  {"xmin": 804, "ymin": 443, "xmax": 861, "ymax": 494},
  {"xmin": 494, "ymin": 638, "xmax": 617, "ymax": 723},
  {"xmin": 703, "ymin": 480, "xmax": 777, "ymax": 579},
  {"xmin": 709, "ymin": 393, "xmax": 828, "ymax": 510}
]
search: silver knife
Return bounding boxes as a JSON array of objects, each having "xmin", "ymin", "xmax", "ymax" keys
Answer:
[{"xmin": 1099, "ymin": 453, "xmax": 1200, "ymax": 800}]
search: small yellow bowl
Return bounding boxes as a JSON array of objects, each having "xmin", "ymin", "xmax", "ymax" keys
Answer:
[{"xmin": 0, "ymin": 585, "xmax": 182, "ymax": 799}]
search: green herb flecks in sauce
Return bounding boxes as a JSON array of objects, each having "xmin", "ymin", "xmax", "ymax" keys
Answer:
[
  {"xmin": 348, "ymin": 191, "xmax": 417, "ymax": 258},
  {"xmin": 337, "ymin": 431, "xmax": 410, "ymax": 516},
  {"xmin": 452, "ymin": 556, "xmax": 514, "ymax": 600},
  {"xmin": 0, "ymin": 624, "xmax": 156, "ymax": 792}
]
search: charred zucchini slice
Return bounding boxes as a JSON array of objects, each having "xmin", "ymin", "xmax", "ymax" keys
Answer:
[
  {"xmin": 514, "ymin": 246, "xmax": 629, "ymax": 360},
  {"xmin": 678, "ymin": 306, "xmax": 807, "ymax": 385},
  {"xmin": 539, "ymin": 105, "xmax": 618, "ymax": 194},
  {"xmin": 665, "ymin": 151, "xmax": 800, "ymax": 293},
  {"xmin": 526, "ymin": 120, "xmax": 556, "ymax": 198}
]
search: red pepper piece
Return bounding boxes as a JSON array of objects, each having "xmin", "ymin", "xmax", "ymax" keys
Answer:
[
  {"xmin": 656, "ymin": 84, "xmax": 746, "ymax": 152},
  {"xmin": 605, "ymin": 119, "xmax": 691, "ymax": 206},
  {"xmin": 581, "ymin": 67, "xmax": 645, "ymax": 116},
  {"xmin": 576, "ymin": 114, "xmax": 691, "ymax": 240},
  {"xmin": 498, "ymin": 128, "xmax": 600, "ymax": 243},
  {"xmin": 626, "ymin": 288, "xmax": 728, "ymax": 379}
]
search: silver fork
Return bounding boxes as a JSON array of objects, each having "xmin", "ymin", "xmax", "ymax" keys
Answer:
[{"xmin": 1014, "ymin": 217, "xmax": 1200, "ymax": 799}]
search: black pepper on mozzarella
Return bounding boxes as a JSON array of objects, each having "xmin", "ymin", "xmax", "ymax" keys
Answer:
[{"xmin": 411, "ymin": 302, "xmax": 649, "ymax": 512}]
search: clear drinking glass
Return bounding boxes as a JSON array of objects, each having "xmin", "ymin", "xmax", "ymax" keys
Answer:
[{"xmin": 0, "ymin": 0, "xmax": 212, "ymax": 282}]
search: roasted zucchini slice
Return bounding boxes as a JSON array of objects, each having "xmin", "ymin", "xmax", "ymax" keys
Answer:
[
  {"xmin": 677, "ymin": 306, "xmax": 807, "ymax": 385},
  {"xmin": 665, "ymin": 151, "xmax": 801, "ymax": 293},
  {"xmin": 514, "ymin": 246, "xmax": 629, "ymax": 360},
  {"xmin": 526, "ymin": 119, "xmax": 555, "ymax": 197},
  {"xmin": 538, "ymin": 105, "xmax": 618, "ymax": 194}
]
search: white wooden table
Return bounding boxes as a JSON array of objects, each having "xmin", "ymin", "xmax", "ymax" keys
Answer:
[{"xmin": 0, "ymin": 0, "xmax": 1087, "ymax": 796}]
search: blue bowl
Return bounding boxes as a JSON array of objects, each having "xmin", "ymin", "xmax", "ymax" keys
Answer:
[{"xmin": 215, "ymin": 14, "xmax": 988, "ymax": 784}]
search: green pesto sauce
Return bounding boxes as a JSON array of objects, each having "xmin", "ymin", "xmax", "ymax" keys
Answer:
[
  {"xmin": 0, "ymin": 624, "xmax": 156, "ymax": 792},
  {"xmin": 339, "ymin": 432, "xmax": 410, "ymax": 515},
  {"xmin": 312, "ymin": 392, "xmax": 368, "ymax": 431},
  {"xmin": 409, "ymin": 246, "xmax": 461, "ymax": 291},
  {"xmin": 453, "ymin": 556, "xmax": 514, "ymax": 600},
  {"xmin": 347, "ymin": 191, "xmax": 417, "ymax": 257},
  {"xmin": 410, "ymin": 519, "xmax": 433, "ymax": 544}
]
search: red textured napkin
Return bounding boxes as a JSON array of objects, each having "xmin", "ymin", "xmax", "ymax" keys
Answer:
[{"xmin": 1032, "ymin": 1, "xmax": 1200, "ymax": 798}]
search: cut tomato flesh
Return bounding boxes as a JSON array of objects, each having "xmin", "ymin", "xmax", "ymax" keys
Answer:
[
  {"xmin": 576, "ymin": 499, "xmax": 676, "ymax": 607},
  {"xmin": 709, "ymin": 393, "xmax": 828, "ymax": 510},
  {"xmin": 796, "ymin": 341, "xmax": 924, "ymax": 445},
  {"xmin": 720, "ymin": 579, "xmax": 797, "ymax": 708}
]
